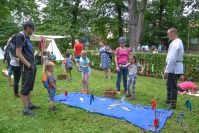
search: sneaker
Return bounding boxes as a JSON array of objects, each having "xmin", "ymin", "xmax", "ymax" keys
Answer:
[
  {"xmin": 23, "ymin": 109, "xmax": 35, "ymax": 116},
  {"xmin": 50, "ymin": 106, "xmax": 57, "ymax": 112},
  {"xmin": 8, "ymin": 84, "xmax": 13, "ymax": 87},
  {"xmin": 130, "ymin": 95, "xmax": 135, "ymax": 100},
  {"xmin": 65, "ymin": 79, "xmax": 70, "ymax": 82},
  {"xmin": 166, "ymin": 103, "xmax": 176, "ymax": 109},
  {"xmin": 126, "ymin": 94, "xmax": 131, "ymax": 97},
  {"xmin": 81, "ymin": 89, "xmax": 85, "ymax": 94},
  {"xmin": 28, "ymin": 104, "xmax": 40, "ymax": 110},
  {"xmin": 84, "ymin": 89, "xmax": 89, "ymax": 94},
  {"xmin": 14, "ymin": 94, "xmax": 20, "ymax": 97},
  {"xmin": 117, "ymin": 91, "xmax": 121, "ymax": 95}
]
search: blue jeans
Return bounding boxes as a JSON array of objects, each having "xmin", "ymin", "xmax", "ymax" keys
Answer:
[
  {"xmin": 8, "ymin": 65, "xmax": 12, "ymax": 76},
  {"xmin": 127, "ymin": 75, "xmax": 137, "ymax": 96},
  {"xmin": 116, "ymin": 66, "xmax": 128, "ymax": 92}
]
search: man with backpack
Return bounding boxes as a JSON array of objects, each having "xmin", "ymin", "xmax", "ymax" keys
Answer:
[{"xmin": 15, "ymin": 21, "xmax": 40, "ymax": 116}]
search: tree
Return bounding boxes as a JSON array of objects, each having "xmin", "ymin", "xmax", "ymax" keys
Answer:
[{"xmin": 129, "ymin": 0, "xmax": 147, "ymax": 51}]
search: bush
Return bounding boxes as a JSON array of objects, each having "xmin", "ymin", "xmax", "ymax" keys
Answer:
[{"xmin": 86, "ymin": 51, "xmax": 199, "ymax": 81}]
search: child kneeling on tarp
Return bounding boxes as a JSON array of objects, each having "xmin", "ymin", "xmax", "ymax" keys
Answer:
[
  {"xmin": 43, "ymin": 61, "xmax": 60, "ymax": 111},
  {"xmin": 178, "ymin": 81, "xmax": 199, "ymax": 95}
]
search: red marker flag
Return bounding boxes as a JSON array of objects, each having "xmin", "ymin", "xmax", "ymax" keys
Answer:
[
  {"xmin": 64, "ymin": 91, "xmax": 68, "ymax": 98},
  {"xmin": 154, "ymin": 118, "xmax": 159, "ymax": 127},
  {"xmin": 151, "ymin": 99, "xmax": 156, "ymax": 110}
]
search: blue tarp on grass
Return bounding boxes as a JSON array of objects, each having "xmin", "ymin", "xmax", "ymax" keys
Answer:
[{"xmin": 54, "ymin": 92, "xmax": 173, "ymax": 132}]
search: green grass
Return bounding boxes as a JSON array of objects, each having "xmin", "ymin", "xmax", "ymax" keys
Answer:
[{"xmin": 0, "ymin": 60, "xmax": 199, "ymax": 133}]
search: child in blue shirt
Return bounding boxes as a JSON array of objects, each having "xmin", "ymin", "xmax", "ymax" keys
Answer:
[
  {"xmin": 65, "ymin": 53, "xmax": 73, "ymax": 82},
  {"xmin": 80, "ymin": 51, "xmax": 91, "ymax": 94},
  {"xmin": 45, "ymin": 61, "xmax": 60, "ymax": 111}
]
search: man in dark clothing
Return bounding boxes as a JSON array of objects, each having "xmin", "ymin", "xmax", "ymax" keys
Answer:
[{"xmin": 16, "ymin": 21, "xmax": 40, "ymax": 116}]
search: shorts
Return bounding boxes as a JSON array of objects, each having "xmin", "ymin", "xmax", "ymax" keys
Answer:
[
  {"xmin": 82, "ymin": 71, "xmax": 91, "ymax": 77},
  {"xmin": 48, "ymin": 88, "xmax": 56, "ymax": 101},
  {"xmin": 20, "ymin": 64, "xmax": 37, "ymax": 94},
  {"xmin": 66, "ymin": 67, "xmax": 72, "ymax": 70},
  {"xmin": 75, "ymin": 55, "xmax": 81, "ymax": 63},
  {"xmin": 177, "ymin": 86, "xmax": 187, "ymax": 92},
  {"xmin": 7, "ymin": 65, "xmax": 12, "ymax": 76}
]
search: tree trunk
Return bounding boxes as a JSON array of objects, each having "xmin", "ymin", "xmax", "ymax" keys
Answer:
[
  {"xmin": 116, "ymin": 3, "xmax": 123, "ymax": 37},
  {"xmin": 129, "ymin": 0, "xmax": 137, "ymax": 51},
  {"xmin": 129, "ymin": 0, "xmax": 147, "ymax": 51},
  {"xmin": 136, "ymin": 0, "xmax": 147, "ymax": 49}
]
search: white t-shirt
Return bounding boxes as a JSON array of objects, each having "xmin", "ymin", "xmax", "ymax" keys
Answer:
[{"xmin": 9, "ymin": 53, "xmax": 19, "ymax": 66}]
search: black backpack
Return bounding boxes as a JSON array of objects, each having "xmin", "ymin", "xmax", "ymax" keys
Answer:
[
  {"xmin": 8, "ymin": 32, "xmax": 25, "ymax": 57},
  {"xmin": 3, "ymin": 46, "xmax": 11, "ymax": 68}
]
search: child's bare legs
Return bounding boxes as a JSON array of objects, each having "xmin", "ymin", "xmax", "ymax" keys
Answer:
[
  {"xmin": 50, "ymin": 100, "xmax": 54, "ymax": 109},
  {"xmin": 68, "ymin": 70, "xmax": 72, "ymax": 80},
  {"xmin": 82, "ymin": 72, "xmax": 90, "ymax": 93},
  {"xmin": 85, "ymin": 75, "xmax": 90, "ymax": 92},
  {"xmin": 82, "ymin": 74, "xmax": 86, "ymax": 92},
  {"xmin": 65, "ymin": 69, "xmax": 69, "ymax": 81},
  {"xmin": 8, "ymin": 76, "xmax": 13, "ymax": 87}
]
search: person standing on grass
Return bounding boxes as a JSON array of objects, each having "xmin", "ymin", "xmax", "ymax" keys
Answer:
[
  {"xmin": 120, "ymin": 54, "xmax": 144, "ymax": 99},
  {"xmin": 164, "ymin": 27, "xmax": 184, "ymax": 109},
  {"xmin": 4, "ymin": 37, "xmax": 13, "ymax": 87},
  {"xmin": 80, "ymin": 51, "xmax": 91, "ymax": 94},
  {"xmin": 16, "ymin": 21, "xmax": 40, "ymax": 116},
  {"xmin": 74, "ymin": 39, "xmax": 83, "ymax": 72},
  {"xmin": 9, "ymin": 52, "xmax": 21, "ymax": 97},
  {"xmin": 92, "ymin": 41, "xmax": 112, "ymax": 79},
  {"xmin": 115, "ymin": 36, "xmax": 130, "ymax": 95},
  {"xmin": 45, "ymin": 61, "xmax": 60, "ymax": 112},
  {"xmin": 65, "ymin": 53, "xmax": 73, "ymax": 82}
]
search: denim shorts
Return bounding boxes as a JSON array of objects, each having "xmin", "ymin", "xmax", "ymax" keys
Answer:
[
  {"xmin": 48, "ymin": 88, "xmax": 56, "ymax": 101},
  {"xmin": 7, "ymin": 65, "xmax": 12, "ymax": 76}
]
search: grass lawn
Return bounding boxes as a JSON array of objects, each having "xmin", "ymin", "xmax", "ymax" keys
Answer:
[{"xmin": 0, "ymin": 60, "xmax": 199, "ymax": 133}]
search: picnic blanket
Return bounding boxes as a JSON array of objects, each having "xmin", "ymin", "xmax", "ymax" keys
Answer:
[{"xmin": 54, "ymin": 92, "xmax": 173, "ymax": 132}]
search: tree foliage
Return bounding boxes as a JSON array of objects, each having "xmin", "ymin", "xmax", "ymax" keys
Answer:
[{"xmin": 0, "ymin": 0, "xmax": 198, "ymax": 51}]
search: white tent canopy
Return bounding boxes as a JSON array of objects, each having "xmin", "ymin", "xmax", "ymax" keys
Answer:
[
  {"xmin": 0, "ymin": 47, "xmax": 4, "ymax": 60},
  {"xmin": 47, "ymin": 39, "xmax": 64, "ymax": 60},
  {"xmin": 30, "ymin": 34, "xmax": 70, "ymax": 61}
]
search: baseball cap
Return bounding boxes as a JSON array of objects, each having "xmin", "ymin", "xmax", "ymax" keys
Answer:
[
  {"xmin": 118, "ymin": 36, "xmax": 126, "ymax": 43},
  {"xmin": 23, "ymin": 21, "xmax": 37, "ymax": 30}
]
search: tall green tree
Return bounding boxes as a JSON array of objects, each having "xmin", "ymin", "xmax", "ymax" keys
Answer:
[{"xmin": 0, "ymin": 0, "xmax": 39, "ymax": 47}]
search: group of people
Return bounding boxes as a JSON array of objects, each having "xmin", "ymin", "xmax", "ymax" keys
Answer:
[
  {"xmin": 3, "ymin": 21, "xmax": 40, "ymax": 116},
  {"xmin": 4, "ymin": 19, "xmax": 197, "ymax": 117}
]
